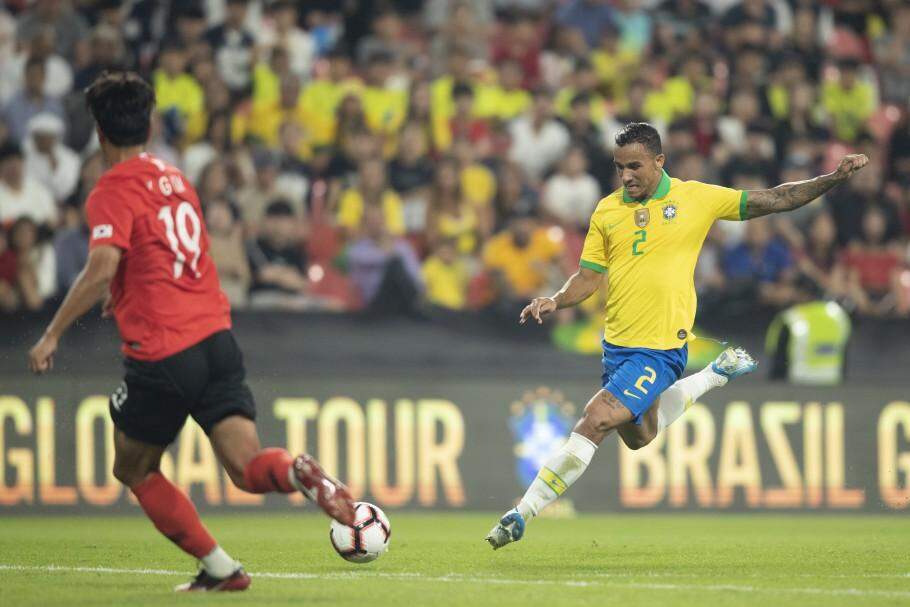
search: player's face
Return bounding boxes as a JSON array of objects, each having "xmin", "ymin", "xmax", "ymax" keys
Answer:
[{"xmin": 613, "ymin": 143, "xmax": 665, "ymax": 200}]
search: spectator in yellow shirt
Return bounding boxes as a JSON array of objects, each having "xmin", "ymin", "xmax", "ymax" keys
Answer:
[
  {"xmin": 337, "ymin": 158, "xmax": 406, "ymax": 237},
  {"xmin": 591, "ymin": 26, "xmax": 639, "ymax": 99},
  {"xmin": 299, "ymin": 49, "xmax": 362, "ymax": 147},
  {"xmin": 644, "ymin": 55, "xmax": 712, "ymax": 125},
  {"xmin": 822, "ymin": 59, "xmax": 876, "ymax": 142},
  {"xmin": 246, "ymin": 74, "xmax": 307, "ymax": 149},
  {"xmin": 430, "ymin": 48, "xmax": 476, "ymax": 142},
  {"xmin": 422, "ymin": 239, "xmax": 469, "ymax": 310},
  {"xmin": 428, "ymin": 158, "xmax": 481, "ymax": 255},
  {"xmin": 555, "ymin": 58, "xmax": 609, "ymax": 123},
  {"xmin": 360, "ymin": 51, "xmax": 408, "ymax": 142},
  {"xmin": 451, "ymin": 138, "xmax": 496, "ymax": 232},
  {"xmin": 251, "ymin": 46, "xmax": 291, "ymax": 109},
  {"xmin": 482, "ymin": 217, "xmax": 564, "ymax": 300},
  {"xmin": 334, "ymin": 93, "xmax": 369, "ymax": 151},
  {"xmin": 473, "ymin": 59, "xmax": 531, "ymax": 121},
  {"xmin": 153, "ymin": 41, "xmax": 205, "ymax": 145}
]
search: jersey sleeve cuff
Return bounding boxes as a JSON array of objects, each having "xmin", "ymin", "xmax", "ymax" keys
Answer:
[
  {"xmin": 579, "ymin": 259, "xmax": 607, "ymax": 273},
  {"xmin": 738, "ymin": 190, "xmax": 748, "ymax": 221},
  {"xmin": 89, "ymin": 238, "xmax": 130, "ymax": 252}
]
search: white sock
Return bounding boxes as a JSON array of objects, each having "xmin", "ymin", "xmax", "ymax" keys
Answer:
[
  {"xmin": 201, "ymin": 546, "xmax": 239, "ymax": 578},
  {"xmin": 657, "ymin": 365, "xmax": 728, "ymax": 433},
  {"xmin": 516, "ymin": 432, "xmax": 597, "ymax": 521}
]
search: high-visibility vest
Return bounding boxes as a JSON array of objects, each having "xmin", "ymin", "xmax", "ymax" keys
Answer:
[{"xmin": 766, "ymin": 301, "xmax": 851, "ymax": 385}]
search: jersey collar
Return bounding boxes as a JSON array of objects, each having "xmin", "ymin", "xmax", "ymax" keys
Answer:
[{"xmin": 622, "ymin": 169, "xmax": 671, "ymax": 205}]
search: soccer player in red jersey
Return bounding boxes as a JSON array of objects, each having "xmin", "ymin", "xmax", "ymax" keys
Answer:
[{"xmin": 27, "ymin": 72, "xmax": 356, "ymax": 592}]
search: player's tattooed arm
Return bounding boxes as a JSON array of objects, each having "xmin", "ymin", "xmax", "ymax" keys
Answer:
[
  {"xmin": 519, "ymin": 267, "xmax": 605, "ymax": 325},
  {"xmin": 744, "ymin": 154, "xmax": 869, "ymax": 219}
]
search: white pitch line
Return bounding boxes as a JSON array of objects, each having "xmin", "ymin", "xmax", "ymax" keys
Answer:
[{"xmin": 1, "ymin": 564, "xmax": 909, "ymax": 599}]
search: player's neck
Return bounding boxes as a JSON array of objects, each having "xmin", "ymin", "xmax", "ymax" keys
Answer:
[
  {"xmin": 102, "ymin": 145, "xmax": 146, "ymax": 169},
  {"xmin": 630, "ymin": 181, "xmax": 659, "ymax": 202}
]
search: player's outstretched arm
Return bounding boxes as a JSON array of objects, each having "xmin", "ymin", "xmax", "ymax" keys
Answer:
[
  {"xmin": 28, "ymin": 245, "xmax": 121, "ymax": 374},
  {"xmin": 519, "ymin": 266, "xmax": 605, "ymax": 325},
  {"xmin": 744, "ymin": 154, "xmax": 869, "ymax": 219}
]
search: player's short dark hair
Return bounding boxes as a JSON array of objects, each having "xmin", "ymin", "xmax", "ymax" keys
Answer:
[
  {"xmin": 615, "ymin": 122, "xmax": 662, "ymax": 156},
  {"xmin": 85, "ymin": 71, "xmax": 155, "ymax": 147}
]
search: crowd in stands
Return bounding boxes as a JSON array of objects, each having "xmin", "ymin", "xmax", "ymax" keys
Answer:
[{"xmin": 1, "ymin": 0, "xmax": 909, "ymax": 323}]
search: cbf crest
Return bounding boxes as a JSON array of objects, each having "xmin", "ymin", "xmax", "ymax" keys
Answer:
[
  {"xmin": 662, "ymin": 202, "xmax": 678, "ymax": 223},
  {"xmin": 634, "ymin": 208, "xmax": 650, "ymax": 228},
  {"xmin": 509, "ymin": 388, "xmax": 575, "ymax": 486},
  {"xmin": 508, "ymin": 388, "xmax": 578, "ymax": 516}
]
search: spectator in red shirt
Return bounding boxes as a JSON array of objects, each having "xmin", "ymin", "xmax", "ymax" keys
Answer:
[
  {"xmin": 0, "ymin": 227, "xmax": 18, "ymax": 312},
  {"xmin": 0, "ymin": 216, "xmax": 49, "ymax": 311},
  {"xmin": 793, "ymin": 211, "xmax": 843, "ymax": 300},
  {"xmin": 839, "ymin": 205, "xmax": 908, "ymax": 317},
  {"xmin": 492, "ymin": 11, "xmax": 542, "ymax": 89},
  {"xmin": 449, "ymin": 83, "xmax": 490, "ymax": 149}
]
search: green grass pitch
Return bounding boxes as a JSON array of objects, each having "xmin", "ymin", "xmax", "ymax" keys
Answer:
[{"xmin": 1, "ymin": 514, "xmax": 908, "ymax": 607}]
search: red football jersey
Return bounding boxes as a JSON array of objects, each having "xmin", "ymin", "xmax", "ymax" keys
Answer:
[{"xmin": 85, "ymin": 153, "xmax": 231, "ymax": 361}]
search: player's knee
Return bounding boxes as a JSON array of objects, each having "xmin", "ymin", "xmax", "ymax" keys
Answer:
[
  {"xmin": 113, "ymin": 459, "xmax": 153, "ymax": 487},
  {"xmin": 581, "ymin": 392, "xmax": 627, "ymax": 433},
  {"xmin": 624, "ymin": 432, "xmax": 655, "ymax": 451}
]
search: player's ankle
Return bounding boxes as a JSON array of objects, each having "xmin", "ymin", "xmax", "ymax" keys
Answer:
[
  {"xmin": 516, "ymin": 502, "xmax": 535, "ymax": 521},
  {"xmin": 201, "ymin": 545, "xmax": 238, "ymax": 579},
  {"xmin": 702, "ymin": 364, "xmax": 729, "ymax": 388}
]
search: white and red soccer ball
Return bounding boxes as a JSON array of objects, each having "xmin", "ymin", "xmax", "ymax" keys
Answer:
[{"xmin": 329, "ymin": 502, "xmax": 391, "ymax": 563}]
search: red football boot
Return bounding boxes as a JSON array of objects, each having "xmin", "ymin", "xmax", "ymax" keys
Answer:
[
  {"xmin": 174, "ymin": 567, "xmax": 251, "ymax": 592},
  {"xmin": 292, "ymin": 454, "xmax": 356, "ymax": 526}
]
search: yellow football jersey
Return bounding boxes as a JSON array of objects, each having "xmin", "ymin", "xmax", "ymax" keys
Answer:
[{"xmin": 580, "ymin": 170, "xmax": 747, "ymax": 350}]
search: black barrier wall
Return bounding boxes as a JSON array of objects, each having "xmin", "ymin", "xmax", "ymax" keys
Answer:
[
  {"xmin": 1, "ymin": 314, "xmax": 908, "ymax": 513},
  {"xmin": 1, "ymin": 377, "xmax": 909, "ymax": 513}
]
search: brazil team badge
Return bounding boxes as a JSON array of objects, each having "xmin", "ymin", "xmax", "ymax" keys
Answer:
[
  {"xmin": 662, "ymin": 203, "xmax": 678, "ymax": 222},
  {"xmin": 508, "ymin": 388, "xmax": 577, "ymax": 517},
  {"xmin": 634, "ymin": 208, "xmax": 650, "ymax": 227},
  {"xmin": 509, "ymin": 388, "xmax": 575, "ymax": 486}
]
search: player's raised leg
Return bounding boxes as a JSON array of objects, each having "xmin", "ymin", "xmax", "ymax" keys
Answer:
[
  {"xmin": 209, "ymin": 415, "xmax": 356, "ymax": 526},
  {"xmin": 486, "ymin": 389, "xmax": 632, "ymax": 549},
  {"xmin": 112, "ymin": 429, "xmax": 251, "ymax": 592},
  {"xmin": 654, "ymin": 346, "xmax": 757, "ymax": 433},
  {"xmin": 614, "ymin": 346, "xmax": 759, "ymax": 448}
]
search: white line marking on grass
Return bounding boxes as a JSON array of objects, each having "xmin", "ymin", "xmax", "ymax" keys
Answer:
[{"xmin": 2, "ymin": 564, "xmax": 909, "ymax": 599}]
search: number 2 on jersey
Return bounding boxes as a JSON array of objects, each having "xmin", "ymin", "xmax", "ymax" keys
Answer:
[
  {"xmin": 158, "ymin": 202, "xmax": 202, "ymax": 279},
  {"xmin": 632, "ymin": 229, "xmax": 647, "ymax": 256}
]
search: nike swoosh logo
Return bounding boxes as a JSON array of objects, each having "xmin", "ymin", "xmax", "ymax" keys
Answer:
[
  {"xmin": 607, "ymin": 222, "xmax": 622, "ymax": 230},
  {"xmin": 623, "ymin": 389, "xmax": 642, "ymax": 400}
]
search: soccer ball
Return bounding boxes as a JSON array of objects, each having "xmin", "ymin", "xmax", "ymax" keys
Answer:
[{"xmin": 329, "ymin": 502, "xmax": 391, "ymax": 563}]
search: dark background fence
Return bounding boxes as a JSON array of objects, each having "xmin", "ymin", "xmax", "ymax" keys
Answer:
[{"xmin": 1, "ymin": 312, "xmax": 908, "ymax": 513}]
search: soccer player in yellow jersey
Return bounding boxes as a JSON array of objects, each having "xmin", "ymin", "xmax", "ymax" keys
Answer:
[{"xmin": 486, "ymin": 122, "xmax": 869, "ymax": 549}]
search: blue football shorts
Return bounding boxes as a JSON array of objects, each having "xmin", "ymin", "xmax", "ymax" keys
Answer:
[{"xmin": 601, "ymin": 340, "xmax": 688, "ymax": 424}]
